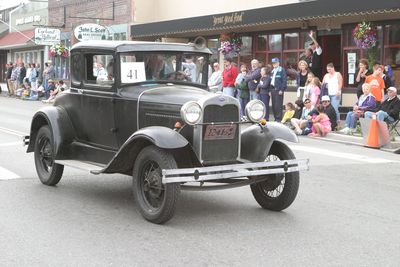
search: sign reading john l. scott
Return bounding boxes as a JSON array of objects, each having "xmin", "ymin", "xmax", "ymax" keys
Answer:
[
  {"xmin": 34, "ymin": 28, "xmax": 61, "ymax": 45},
  {"xmin": 74, "ymin": 24, "xmax": 108, "ymax": 41}
]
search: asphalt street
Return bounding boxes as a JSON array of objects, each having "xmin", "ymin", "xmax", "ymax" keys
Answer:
[{"xmin": 0, "ymin": 95, "xmax": 400, "ymax": 266}]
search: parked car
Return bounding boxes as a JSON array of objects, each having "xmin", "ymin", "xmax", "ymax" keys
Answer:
[{"xmin": 25, "ymin": 40, "xmax": 308, "ymax": 224}]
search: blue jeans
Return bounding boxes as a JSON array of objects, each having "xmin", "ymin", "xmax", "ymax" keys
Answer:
[
  {"xmin": 329, "ymin": 94, "xmax": 341, "ymax": 122},
  {"xmin": 364, "ymin": 111, "xmax": 395, "ymax": 123},
  {"xmin": 239, "ymin": 97, "xmax": 249, "ymax": 117},
  {"xmin": 345, "ymin": 111, "xmax": 358, "ymax": 128},
  {"xmin": 250, "ymin": 90, "xmax": 260, "ymax": 100},
  {"xmin": 223, "ymin": 86, "xmax": 235, "ymax": 97},
  {"xmin": 259, "ymin": 93, "xmax": 270, "ymax": 120}
]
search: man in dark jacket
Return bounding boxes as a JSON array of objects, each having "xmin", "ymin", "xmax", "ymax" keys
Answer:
[
  {"xmin": 365, "ymin": 86, "xmax": 400, "ymax": 123},
  {"xmin": 6, "ymin": 62, "xmax": 13, "ymax": 94},
  {"xmin": 18, "ymin": 62, "xmax": 26, "ymax": 88},
  {"xmin": 269, "ymin": 57, "xmax": 287, "ymax": 122},
  {"xmin": 244, "ymin": 59, "xmax": 261, "ymax": 100}
]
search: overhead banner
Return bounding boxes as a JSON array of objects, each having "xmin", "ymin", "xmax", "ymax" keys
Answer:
[
  {"xmin": 74, "ymin": 23, "xmax": 108, "ymax": 41},
  {"xmin": 34, "ymin": 28, "xmax": 61, "ymax": 45}
]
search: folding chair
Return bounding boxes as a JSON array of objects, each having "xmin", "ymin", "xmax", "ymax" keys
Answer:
[{"xmin": 388, "ymin": 118, "xmax": 400, "ymax": 136}]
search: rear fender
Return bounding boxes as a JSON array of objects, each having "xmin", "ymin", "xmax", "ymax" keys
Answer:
[
  {"xmin": 240, "ymin": 122, "xmax": 298, "ymax": 162},
  {"xmin": 27, "ymin": 106, "xmax": 75, "ymax": 158}
]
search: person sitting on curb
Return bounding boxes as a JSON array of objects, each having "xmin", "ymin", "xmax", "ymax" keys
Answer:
[
  {"xmin": 315, "ymin": 95, "xmax": 337, "ymax": 131},
  {"xmin": 291, "ymin": 98, "xmax": 314, "ymax": 135},
  {"xmin": 339, "ymin": 83, "xmax": 377, "ymax": 135},
  {"xmin": 308, "ymin": 104, "xmax": 331, "ymax": 137},
  {"xmin": 364, "ymin": 86, "xmax": 400, "ymax": 123}
]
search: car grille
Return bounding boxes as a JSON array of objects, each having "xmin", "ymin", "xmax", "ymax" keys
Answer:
[{"xmin": 201, "ymin": 104, "xmax": 239, "ymax": 164}]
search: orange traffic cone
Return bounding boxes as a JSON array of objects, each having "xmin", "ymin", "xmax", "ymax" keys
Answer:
[{"xmin": 365, "ymin": 114, "xmax": 380, "ymax": 149}]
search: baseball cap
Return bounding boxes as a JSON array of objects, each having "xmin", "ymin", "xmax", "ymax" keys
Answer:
[
  {"xmin": 387, "ymin": 87, "xmax": 397, "ymax": 92},
  {"xmin": 321, "ymin": 95, "xmax": 330, "ymax": 102},
  {"xmin": 271, "ymin": 58, "xmax": 280, "ymax": 63}
]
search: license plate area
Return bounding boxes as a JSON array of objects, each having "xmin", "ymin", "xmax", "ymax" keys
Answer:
[{"xmin": 203, "ymin": 124, "xmax": 237, "ymax": 140}]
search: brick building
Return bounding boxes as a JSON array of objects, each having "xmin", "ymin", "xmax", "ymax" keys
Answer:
[{"xmin": 47, "ymin": 0, "xmax": 134, "ymax": 80}]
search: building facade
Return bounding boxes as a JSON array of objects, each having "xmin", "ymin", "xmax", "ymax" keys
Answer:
[
  {"xmin": 0, "ymin": 3, "xmax": 47, "ymax": 82},
  {"xmin": 131, "ymin": 0, "xmax": 400, "ymax": 106}
]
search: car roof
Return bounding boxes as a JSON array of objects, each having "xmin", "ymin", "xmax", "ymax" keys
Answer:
[{"xmin": 71, "ymin": 40, "xmax": 212, "ymax": 54}]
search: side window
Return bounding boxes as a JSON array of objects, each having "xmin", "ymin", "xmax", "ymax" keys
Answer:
[
  {"xmin": 85, "ymin": 54, "xmax": 114, "ymax": 86},
  {"xmin": 71, "ymin": 54, "xmax": 82, "ymax": 86}
]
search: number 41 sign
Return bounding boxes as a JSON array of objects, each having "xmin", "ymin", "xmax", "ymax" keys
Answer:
[{"xmin": 121, "ymin": 62, "xmax": 146, "ymax": 83}]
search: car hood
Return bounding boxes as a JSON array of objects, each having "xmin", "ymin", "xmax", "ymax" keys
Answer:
[{"xmin": 120, "ymin": 84, "xmax": 211, "ymax": 106}]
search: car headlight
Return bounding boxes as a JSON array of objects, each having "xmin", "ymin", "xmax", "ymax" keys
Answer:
[
  {"xmin": 181, "ymin": 101, "xmax": 202, "ymax": 125},
  {"xmin": 245, "ymin": 100, "xmax": 266, "ymax": 122}
]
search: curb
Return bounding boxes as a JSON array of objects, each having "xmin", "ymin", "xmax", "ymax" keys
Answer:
[{"xmin": 306, "ymin": 133, "xmax": 400, "ymax": 153}]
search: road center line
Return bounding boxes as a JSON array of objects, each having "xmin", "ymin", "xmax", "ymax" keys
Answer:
[
  {"xmin": 0, "ymin": 166, "xmax": 20, "ymax": 180},
  {"xmin": 0, "ymin": 127, "xmax": 27, "ymax": 137},
  {"xmin": 290, "ymin": 145, "xmax": 399, "ymax": 163}
]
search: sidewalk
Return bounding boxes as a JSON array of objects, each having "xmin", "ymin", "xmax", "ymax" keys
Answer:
[
  {"xmin": 308, "ymin": 131, "xmax": 400, "ymax": 154},
  {"xmin": 2, "ymin": 81, "xmax": 399, "ymax": 153}
]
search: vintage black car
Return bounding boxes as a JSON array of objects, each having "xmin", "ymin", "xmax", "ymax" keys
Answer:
[{"xmin": 26, "ymin": 40, "xmax": 308, "ymax": 224}]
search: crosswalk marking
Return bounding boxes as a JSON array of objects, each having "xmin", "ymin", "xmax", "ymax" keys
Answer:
[
  {"xmin": 291, "ymin": 145, "xmax": 399, "ymax": 164},
  {"xmin": 0, "ymin": 141, "xmax": 23, "ymax": 147},
  {"xmin": 0, "ymin": 166, "xmax": 20, "ymax": 180}
]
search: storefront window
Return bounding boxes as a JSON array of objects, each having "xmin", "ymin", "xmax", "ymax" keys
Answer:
[
  {"xmin": 387, "ymin": 24, "xmax": 400, "ymax": 44},
  {"xmin": 284, "ymin": 33, "xmax": 298, "ymax": 50},
  {"xmin": 235, "ymin": 36, "xmax": 252, "ymax": 66},
  {"xmin": 207, "ymin": 38, "xmax": 219, "ymax": 63},
  {"xmin": 268, "ymin": 34, "xmax": 281, "ymax": 51},
  {"xmin": 256, "ymin": 35, "xmax": 267, "ymax": 51}
]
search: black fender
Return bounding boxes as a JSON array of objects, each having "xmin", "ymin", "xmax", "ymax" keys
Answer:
[
  {"xmin": 26, "ymin": 106, "xmax": 76, "ymax": 158},
  {"xmin": 99, "ymin": 126, "xmax": 189, "ymax": 174},
  {"xmin": 240, "ymin": 122, "xmax": 298, "ymax": 162}
]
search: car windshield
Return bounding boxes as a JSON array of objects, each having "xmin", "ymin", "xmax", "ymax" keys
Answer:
[{"xmin": 120, "ymin": 52, "xmax": 209, "ymax": 86}]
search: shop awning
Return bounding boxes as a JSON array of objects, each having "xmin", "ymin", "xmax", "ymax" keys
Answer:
[
  {"xmin": 0, "ymin": 29, "xmax": 35, "ymax": 50},
  {"xmin": 131, "ymin": 0, "xmax": 400, "ymax": 38}
]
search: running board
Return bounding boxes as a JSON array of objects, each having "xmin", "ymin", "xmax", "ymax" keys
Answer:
[{"xmin": 54, "ymin": 160, "xmax": 105, "ymax": 174}]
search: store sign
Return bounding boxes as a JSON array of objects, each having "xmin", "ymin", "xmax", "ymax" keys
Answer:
[
  {"xmin": 34, "ymin": 28, "xmax": 61, "ymax": 45},
  {"xmin": 213, "ymin": 12, "xmax": 244, "ymax": 27},
  {"xmin": 16, "ymin": 15, "xmax": 41, "ymax": 25},
  {"xmin": 74, "ymin": 24, "xmax": 108, "ymax": 41}
]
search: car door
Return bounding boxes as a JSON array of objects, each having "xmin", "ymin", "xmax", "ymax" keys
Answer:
[{"xmin": 69, "ymin": 52, "xmax": 118, "ymax": 150}]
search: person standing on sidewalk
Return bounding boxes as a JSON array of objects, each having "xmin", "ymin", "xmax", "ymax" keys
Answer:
[
  {"xmin": 6, "ymin": 62, "xmax": 13, "ymax": 96},
  {"xmin": 244, "ymin": 59, "xmax": 261, "ymax": 100},
  {"xmin": 322, "ymin": 63, "xmax": 343, "ymax": 125},
  {"xmin": 221, "ymin": 56, "xmax": 238, "ymax": 97},
  {"xmin": 269, "ymin": 58, "xmax": 287, "ymax": 122},
  {"xmin": 365, "ymin": 63, "xmax": 385, "ymax": 104},
  {"xmin": 308, "ymin": 30, "xmax": 323, "ymax": 81}
]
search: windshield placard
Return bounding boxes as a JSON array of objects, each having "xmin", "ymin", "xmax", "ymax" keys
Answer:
[{"xmin": 121, "ymin": 62, "xmax": 146, "ymax": 83}]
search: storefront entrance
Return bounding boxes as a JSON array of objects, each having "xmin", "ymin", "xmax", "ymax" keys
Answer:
[{"xmin": 320, "ymin": 34, "xmax": 342, "ymax": 76}]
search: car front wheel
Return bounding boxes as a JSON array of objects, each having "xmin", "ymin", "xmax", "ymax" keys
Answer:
[
  {"xmin": 250, "ymin": 141, "xmax": 299, "ymax": 211},
  {"xmin": 132, "ymin": 145, "xmax": 180, "ymax": 224},
  {"xmin": 34, "ymin": 125, "xmax": 64, "ymax": 186}
]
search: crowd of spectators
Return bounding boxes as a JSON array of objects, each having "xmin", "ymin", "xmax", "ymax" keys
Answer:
[
  {"xmin": 4, "ymin": 60, "xmax": 67, "ymax": 103},
  {"xmin": 205, "ymin": 30, "xmax": 399, "ymax": 138}
]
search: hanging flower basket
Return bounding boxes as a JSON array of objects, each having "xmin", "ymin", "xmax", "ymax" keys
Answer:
[
  {"xmin": 49, "ymin": 43, "xmax": 69, "ymax": 58},
  {"xmin": 218, "ymin": 33, "xmax": 242, "ymax": 56},
  {"xmin": 352, "ymin": 21, "xmax": 377, "ymax": 49}
]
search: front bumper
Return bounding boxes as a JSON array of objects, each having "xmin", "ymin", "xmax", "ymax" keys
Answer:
[{"xmin": 162, "ymin": 159, "xmax": 309, "ymax": 184}]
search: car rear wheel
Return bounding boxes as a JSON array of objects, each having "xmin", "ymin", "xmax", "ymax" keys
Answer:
[
  {"xmin": 34, "ymin": 125, "xmax": 64, "ymax": 186},
  {"xmin": 132, "ymin": 145, "xmax": 180, "ymax": 224},
  {"xmin": 250, "ymin": 141, "xmax": 299, "ymax": 211}
]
